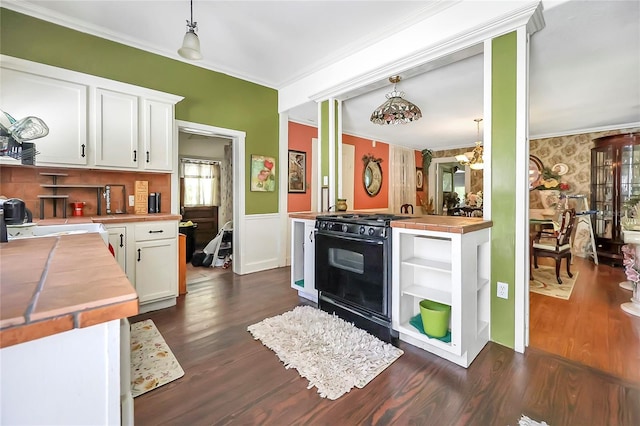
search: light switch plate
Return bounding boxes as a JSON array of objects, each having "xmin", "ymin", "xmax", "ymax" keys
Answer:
[{"xmin": 128, "ymin": 195, "xmax": 135, "ymax": 207}]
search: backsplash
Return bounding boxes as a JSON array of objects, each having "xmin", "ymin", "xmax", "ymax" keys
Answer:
[{"xmin": 0, "ymin": 165, "xmax": 171, "ymax": 219}]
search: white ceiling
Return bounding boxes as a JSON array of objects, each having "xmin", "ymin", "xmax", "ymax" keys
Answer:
[{"xmin": 4, "ymin": 0, "xmax": 639, "ymax": 151}]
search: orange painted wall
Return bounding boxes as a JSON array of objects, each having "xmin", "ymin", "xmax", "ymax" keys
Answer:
[
  {"xmin": 342, "ymin": 134, "xmax": 389, "ymax": 210},
  {"xmin": 287, "ymin": 122, "xmax": 317, "ymax": 212}
]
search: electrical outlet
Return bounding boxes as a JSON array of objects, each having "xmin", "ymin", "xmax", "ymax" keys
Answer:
[
  {"xmin": 497, "ymin": 282, "xmax": 509, "ymax": 299},
  {"xmin": 128, "ymin": 195, "xmax": 135, "ymax": 207}
]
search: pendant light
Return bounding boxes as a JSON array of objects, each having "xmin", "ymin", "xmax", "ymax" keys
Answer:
[
  {"xmin": 455, "ymin": 118, "xmax": 484, "ymax": 170},
  {"xmin": 178, "ymin": 0, "xmax": 202, "ymax": 60},
  {"xmin": 370, "ymin": 76, "xmax": 422, "ymax": 125}
]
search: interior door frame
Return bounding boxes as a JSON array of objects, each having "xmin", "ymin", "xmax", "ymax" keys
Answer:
[
  {"xmin": 175, "ymin": 120, "xmax": 246, "ymax": 275},
  {"xmin": 429, "ymin": 157, "xmax": 471, "ymax": 214}
]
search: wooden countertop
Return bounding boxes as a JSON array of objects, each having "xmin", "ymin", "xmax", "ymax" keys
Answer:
[
  {"xmin": 391, "ymin": 215, "xmax": 493, "ymax": 234},
  {"xmin": 289, "ymin": 211, "xmax": 492, "ymax": 234},
  {"xmin": 34, "ymin": 213, "xmax": 181, "ymax": 225},
  {"xmin": 0, "ymin": 233, "xmax": 138, "ymax": 348}
]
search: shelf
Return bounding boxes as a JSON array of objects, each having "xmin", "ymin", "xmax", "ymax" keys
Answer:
[
  {"xmin": 402, "ymin": 256, "xmax": 451, "ymax": 272},
  {"xmin": 41, "ymin": 184, "xmax": 104, "ymax": 189},
  {"xmin": 402, "ymin": 285, "xmax": 451, "ymax": 306},
  {"xmin": 397, "ymin": 322, "xmax": 453, "ymax": 351},
  {"xmin": 39, "ymin": 173, "xmax": 68, "ymax": 177}
]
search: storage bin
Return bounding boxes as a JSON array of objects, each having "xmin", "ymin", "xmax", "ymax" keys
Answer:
[{"xmin": 419, "ymin": 299, "xmax": 451, "ymax": 338}]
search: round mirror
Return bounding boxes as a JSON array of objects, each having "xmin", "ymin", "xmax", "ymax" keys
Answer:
[
  {"xmin": 363, "ymin": 159, "xmax": 383, "ymax": 196},
  {"xmin": 529, "ymin": 155, "xmax": 544, "ymax": 190}
]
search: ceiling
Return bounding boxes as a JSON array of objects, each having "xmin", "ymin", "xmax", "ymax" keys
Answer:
[{"xmin": 4, "ymin": 0, "xmax": 639, "ymax": 151}]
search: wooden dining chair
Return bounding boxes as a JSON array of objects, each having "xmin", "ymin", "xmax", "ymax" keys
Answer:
[
  {"xmin": 532, "ymin": 208, "xmax": 576, "ymax": 284},
  {"xmin": 400, "ymin": 204, "xmax": 414, "ymax": 214}
]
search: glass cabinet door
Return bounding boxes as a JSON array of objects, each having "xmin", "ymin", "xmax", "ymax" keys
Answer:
[
  {"xmin": 620, "ymin": 144, "xmax": 640, "ymax": 209},
  {"xmin": 591, "ymin": 146, "xmax": 615, "ymax": 239}
]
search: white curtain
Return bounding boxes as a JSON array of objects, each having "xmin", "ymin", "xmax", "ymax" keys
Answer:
[
  {"xmin": 388, "ymin": 145, "xmax": 416, "ymax": 214},
  {"xmin": 181, "ymin": 159, "xmax": 220, "ymax": 207}
]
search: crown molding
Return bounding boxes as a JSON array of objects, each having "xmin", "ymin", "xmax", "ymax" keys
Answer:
[
  {"xmin": 0, "ymin": 0, "xmax": 277, "ymax": 89},
  {"xmin": 307, "ymin": 1, "xmax": 544, "ymax": 104},
  {"xmin": 530, "ymin": 122, "xmax": 640, "ymax": 140}
]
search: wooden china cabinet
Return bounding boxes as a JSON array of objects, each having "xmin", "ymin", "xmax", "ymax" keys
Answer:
[{"xmin": 590, "ymin": 132, "xmax": 640, "ymax": 265}]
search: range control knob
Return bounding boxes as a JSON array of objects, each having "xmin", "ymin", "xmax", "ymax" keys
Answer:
[
  {"xmin": 359, "ymin": 226, "xmax": 366, "ymax": 235},
  {"xmin": 368, "ymin": 227, "xmax": 376, "ymax": 236},
  {"xmin": 321, "ymin": 222, "xmax": 328, "ymax": 230},
  {"xmin": 342, "ymin": 224, "xmax": 348, "ymax": 233}
]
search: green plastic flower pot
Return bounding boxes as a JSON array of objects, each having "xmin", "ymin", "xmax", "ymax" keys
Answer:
[{"xmin": 419, "ymin": 299, "xmax": 451, "ymax": 338}]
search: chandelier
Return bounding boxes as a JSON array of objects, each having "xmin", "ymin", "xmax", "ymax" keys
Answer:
[
  {"xmin": 370, "ymin": 76, "xmax": 422, "ymax": 125},
  {"xmin": 455, "ymin": 118, "xmax": 484, "ymax": 170},
  {"xmin": 178, "ymin": 0, "xmax": 202, "ymax": 60}
]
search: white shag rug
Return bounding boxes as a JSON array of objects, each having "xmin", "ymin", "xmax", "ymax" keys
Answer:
[
  {"xmin": 519, "ymin": 415, "xmax": 550, "ymax": 426},
  {"xmin": 247, "ymin": 305, "xmax": 404, "ymax": 400}
]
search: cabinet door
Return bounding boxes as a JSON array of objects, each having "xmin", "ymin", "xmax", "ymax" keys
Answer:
[
  {"xmin": 94, "ymin": 88, "xmax": 139, "ymax": 168},
  {"xmin": 303, "ymin": 221, "xmax": 316, "ymax": 294},
  {"xmin": 135, "ymin": 239, "xmax": 178, "ymax": 303},
  {"xmin": 106, "ymin": 226, "xmax": 127, "ymax": 273},
  {"xmin": 0, "ymin": 68, "xmax": 88, "ymax": 166},
  {"xmin": 141, "ymin": 99, "xmax": 174, "ymax": 171}
]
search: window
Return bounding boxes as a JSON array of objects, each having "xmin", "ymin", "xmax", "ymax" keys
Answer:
[{"xmin": 181, "ymin": 158, "xmax": 220, "ymax": 207}]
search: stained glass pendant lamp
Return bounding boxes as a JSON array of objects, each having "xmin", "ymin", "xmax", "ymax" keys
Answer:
[{"xmin": 370, "ymin": 76, "xmax": 422, "ymax": 125}]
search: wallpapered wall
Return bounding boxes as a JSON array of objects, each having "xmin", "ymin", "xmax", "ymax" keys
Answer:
[
  {"xmin": 530, "ymin": 127, "xmax": 640, "ymax": 258},
  {"xmin": 529, "ymin": 126, "xmax": 640, "ymax": 209}
]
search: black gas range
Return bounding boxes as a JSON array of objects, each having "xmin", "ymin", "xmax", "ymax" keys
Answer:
[
  {"xmin": 314, "ymin": 212, "xmax": 412, "ymax": 342},
  {"xmin": 315, "ymin": 213, "xmax": 409, "ymax": 239}
]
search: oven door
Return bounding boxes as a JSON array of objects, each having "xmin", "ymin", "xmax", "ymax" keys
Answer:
[{"xmin": 315, "ymin": 231, "xmax": 389, "ymax": 317}]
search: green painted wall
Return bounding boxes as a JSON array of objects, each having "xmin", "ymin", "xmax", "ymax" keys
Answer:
[
  {"xmin": 320, "ymin": 100, "xmax": 330, "ymax": 189},
  {"xmin": 0, "ymin": 9, "xmax": 279, "ymax": 214},
  {"xmin": 490, "ymin": 32, "xmax": 518, "ymax": 347}
]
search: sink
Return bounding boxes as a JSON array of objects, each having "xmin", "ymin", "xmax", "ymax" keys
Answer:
[{"xmin": 7, "ymin": 223, "xmax": 108, "ymax": 244}]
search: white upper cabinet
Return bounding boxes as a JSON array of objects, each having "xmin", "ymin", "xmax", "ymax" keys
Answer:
[
  {"xmin": 0, "ymin": 68, "xmax": 88, "ymax": 166},
  {"xmin": 94, "ymin": 88, "xmax": 139, "ymax": 169},
  {"xmin": 0, "ymin": 55, "xmax": 183, "ymax": 172},
  {"xmin": 141, "ymin": 99, "xmax": 174, "ymax": 171}
]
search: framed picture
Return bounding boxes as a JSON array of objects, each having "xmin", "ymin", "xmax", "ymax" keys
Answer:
[
  {"xmin": 416, "ymin": 167, "xmax": 424, "ymax": 191},
  {"xmin": 288, "ymin": 150, "xmax": 306, "ymax": 193},
  {"xmin": 250, "ymin": 154, "xmax": 276, "ymax": 192}
]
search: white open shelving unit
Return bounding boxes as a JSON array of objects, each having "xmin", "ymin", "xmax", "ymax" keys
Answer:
[{"xmin": 392, "ymin": 226, "xmax": 491, "ymax": 367}]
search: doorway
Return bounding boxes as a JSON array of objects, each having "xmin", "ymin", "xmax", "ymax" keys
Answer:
[
  {"xmin": 175, "ymin": 120, "xmax": 245, "ymax": 275},
  {"xmin": 178, "ymin": 132, "xmax": 231, "ymax": 251},
  {"xmin": 428, "ymin": 157, "xmax": 471, "ymax": 215}
]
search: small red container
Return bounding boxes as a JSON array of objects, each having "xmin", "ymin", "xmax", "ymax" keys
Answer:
[{"xmin": 71, "ymin": 202, "xmax": 86, "ymax": 216}]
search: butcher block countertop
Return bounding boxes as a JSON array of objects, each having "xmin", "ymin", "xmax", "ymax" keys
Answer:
[
  {"xmin": 289, "ymin": 211, "xmax": 492, "ymax": 234},
  {"xmin": 390, "ymin": 215, "xmax": 492, "ymax": 234},
  {"xmin": 0, "ymin": 233, "xmax": 138, "ymax": 349},
  {"xmin": 35, "ymin": 213, "xmax": 181, "ymax": 226}
]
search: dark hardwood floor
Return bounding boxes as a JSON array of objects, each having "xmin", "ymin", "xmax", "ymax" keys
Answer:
[{"xmin": 131, "ymin": 263, "xmax": 640, "ymax": 425}]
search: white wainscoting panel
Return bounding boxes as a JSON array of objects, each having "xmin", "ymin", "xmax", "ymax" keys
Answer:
[{"xmin": 239, "ymin": 213, "xmax": 283, "ymax": 274}]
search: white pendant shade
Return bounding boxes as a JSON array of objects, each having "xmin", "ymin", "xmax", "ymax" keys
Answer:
[{"xmin": 178, "ymin": 30, "xmax": 202, "ymax": 60}]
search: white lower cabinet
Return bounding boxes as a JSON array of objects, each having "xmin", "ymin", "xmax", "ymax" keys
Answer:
[
  {"xmin": 104, "ymin": 220, "xmax": 178, "ymax": 313},
  {"xmin": 107, "ymin": 226, "xmax": 127, "ymax": 275},
  {"xmin": 290, "ymin": 218, "xmax": 318, "ymax": 302},
  {"xmin": 392, "ymin": 226, "xmax": 491, "ymax": 368}
]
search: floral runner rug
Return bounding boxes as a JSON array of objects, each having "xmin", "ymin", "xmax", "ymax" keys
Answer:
[
  {"xmin": 530, "ymin": 265, "xmax": 578, "ymax": 300},
  {"xmin": 131, "ymin": 319, "xmax": 184, "ymax": 397},
  {"xmin": 247, "ymin": 305, "xmax": 403, "ymax": 400}
]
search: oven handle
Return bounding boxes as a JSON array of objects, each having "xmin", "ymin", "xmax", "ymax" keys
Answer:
[{"xmin": 316, "ymin": 231, "xmax": 384, "ymax": 245}]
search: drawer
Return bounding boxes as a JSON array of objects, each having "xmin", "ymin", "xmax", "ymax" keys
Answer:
[{"xmin": 135, "ymin": 221, "xmax": 177, "ymax": 241}]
